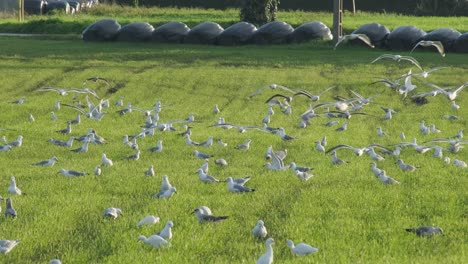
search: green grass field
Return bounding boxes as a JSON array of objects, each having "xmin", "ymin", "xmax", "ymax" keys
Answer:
[
  {"xmin": 1, "ymin": 6, "xmax": 468, "ymax": 34},
  {"xmin": 0, "ymin": 35, "xmax": 467, "ymax": 263}
]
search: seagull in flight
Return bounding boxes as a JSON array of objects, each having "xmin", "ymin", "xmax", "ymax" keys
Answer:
[
  {"xmin": 411, "ymin": 40, "xmax": 445, "ymax": 57},
  {"xmin": 326, "ymin": 144, "xmax": 392, "ymax": 157},
  {"xmin": 371, "ymin": 54, "xmax": 423, "ymax": 71},
  {"xmin": 334, "ymin": 34, "xmax": 375, "ymax": 49},
  {"xmin": 249, "ymin": 84, "xmax": 296, "ymax": 98}
]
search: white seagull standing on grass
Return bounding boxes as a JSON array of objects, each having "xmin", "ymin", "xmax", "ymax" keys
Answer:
[
  {"xmin": 286, "ymin": 239, "xmax": 319, "ymax": 256},
  {"xmin": 257, "ymin": 238, "xmax": 274, "ymax": 264},
  {"xmin": 138, "ymin": 235, "xmax": 171, "ymax": 249},
  {"xmin": 8, "ymin": 176, "xmax": 21, "ymax": 195},
  {"xmin": 252, "ymin": 220, "xmax": 268, "ymax": 239},
  {"xmin": 137, "ymin": 215, "xmax": 160, "ymax": 227}
]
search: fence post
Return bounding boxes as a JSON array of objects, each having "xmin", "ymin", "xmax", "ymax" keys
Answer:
[{"xmin": 333, "ymin": 0, "xmax": 343, "ymax": 42}]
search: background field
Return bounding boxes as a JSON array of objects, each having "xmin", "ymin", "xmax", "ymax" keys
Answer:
[
  {"xmin": 1, "ymin": 6, "xmax": 468, "ymax": 34},
  {"xmin": 0, "ymin": 9, "xmax": 467, "ymax": 263}
]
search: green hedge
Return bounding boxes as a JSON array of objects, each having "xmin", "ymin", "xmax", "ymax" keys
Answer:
[{"xmin": 103, "ymin": 0, "xmax": 468, "ymax": 16}]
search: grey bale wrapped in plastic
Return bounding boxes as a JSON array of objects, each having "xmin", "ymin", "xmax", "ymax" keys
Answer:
[
  {"xmin": 82, "ymin": 18, "xmax": 121, "ymax": 42},
  {"xmin": 289, "ymin": 21, "xmax": 333, "ymax": 43},
  {"xmin": 117, "ymin": 22, "xmax": 154, "ymax": 42},
  {"xmin": 454, "ymin": 33, "xmax": 468, "ymax": 53},
  {"xmin": 351, "ymin": 23, "xmax": 390, "ymax": 48},
  {"xmin": 24, "ymin": 0, "xmax": 48, "ymax": 15},
  {"xmin": 421, "ymin": 28, "xmax": 461, "ymax": 52},
  {"xmin": 387, "ymin": 25, "xmax": 426, "ymax": 50},
  {"xmin": 217, "ymin": 22, "xmax": 257, "ymax": 45},
  {"xmin": 46, "ymin": 0, "xmax": 70, "ymax": 14},
  {"xmin": 252, "ymin": 21, "xmax": 294, "ymax": 45},
  {"xmin": 152, "ymin": 21, "xmax": 190, "ymax": 43},
  {"xmin": 184, "ymin": 22, "xmax": 224, "ymax": 44}
]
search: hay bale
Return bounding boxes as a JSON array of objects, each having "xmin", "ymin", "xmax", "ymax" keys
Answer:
[
  {"xmin": 217, "ymin": 22, "xmax": 257, "ymax": 45},
  {"xmin": 46, "ymin": 1, "xmax": 71, "ymax": 14},
  {"xmin": 184, "ymin": 22, "xmax": 224, "ymax": 45},
  {"xmin": 387, "ymin": 25, "xmax": 426, "ymax": 50},
  {"xmin": 152, "ymin": 21, "xmax": 190, "ymax": 43},
  {"xmin": 117, "ymin": 22, "xmax": 154, "ymax": 42},
  {"xmin": 289, "ymin": 21, "xmax": 332, "ymax": 43},
  {"xmin": 251, "ymin": 21, "xmax": 294, "ymax": 45},
  {"xmin": 82, "ymin": 18, "xmax": 121, "ymax": 42},
  {"xmin": 24, "ymin": 0, "xmax": 47, "ymax": 15},
  {"xmin": 422, "ymin": 28, "xmax": 461, "ymax": 51},
  {"xmin": 454, "ymin": 33, "xmax": 468, "ymax": 53},
  {"xmin": 351, "ymin": 23, "xmax": 390, "ymax": 48}
]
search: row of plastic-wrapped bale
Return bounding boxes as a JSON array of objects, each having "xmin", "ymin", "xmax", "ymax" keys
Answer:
[
  {"xmin": 82, "ymin": 19, "xmax": 468, "ymax": 53},
  {"xmin": 24, "ymin": 0, "xmax": 98, "ymax": 15}
]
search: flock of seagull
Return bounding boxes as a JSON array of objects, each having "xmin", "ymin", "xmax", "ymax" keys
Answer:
[{"xmin": 0, "ymin": 53, "xmax": 466, "ymax": 262}]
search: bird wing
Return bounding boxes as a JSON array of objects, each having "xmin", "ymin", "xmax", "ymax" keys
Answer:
[
  {"xmin": 265, "ymin": 94, "xmax": 291, "ymax": 104},
  {"xmin": 61, "ymin": 104, "xmax": 87, "ymax": 115},
  {"xmin": 317, "ymin": 85, "xmax": 337, "ymax": 96},
  {"xmin": 325, "ymin": 144, "xmax": 354, "ymax": 154},
  {"xmin": 410, "ymin": 40, "xmax": 423, "ymax": 53},
  {"xmin": 249, "ymin": 85, "xmax": 269, "ymax": 98},
  {"xmin": 334, "ymin": 35, "xmax": 350, "ymax": 49},
  {"xmin": 431, "ymin": 41, "xmax": 445, "ymax": 57},
  {"xmin": 401, "ymin": 56, "xmax": 423, "ymax": 71},
  {"xmin": 356, "ymin": 34, "xmax": 375, "ymax": 48}
]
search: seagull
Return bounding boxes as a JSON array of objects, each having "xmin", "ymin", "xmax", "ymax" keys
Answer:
[
  {"xmin": 371, "ymin": 54, "xmax": 423, "ymax": 71},
  {"xmin": 286, "ymin": 239, "xmax": 319, "ymax": 256},
  {"xmin": 192, "ymin": 207, "xmax": 228, "ymax": 223},
  {"xmin": 405, "ymin": 226, "xmax": 443, "ymax": 237},
  {"xmin": 71, "ymin": 139, "xmax": 90, "ymax": 153},
  {"xmin": 277, "ymin": 127, "xmax": 295, "ymax": 140},
  {"xmin": 334, "ymin": 34, "xmax": 374, "ymax": 49},
  {"xmin": 125, "ymin": 150, "xmax": 140, "ymax": 160},
  {"xmin": 451, "ymin": 101, "xmax": 460, "ymax": 110},
  {"xmin": 7, "ymin": 176, "xmax": 21, "ymax": 195},
  {"xmin": 37, "ymin": 87, "xmax": 70, "ymax": 96},
  {"xmin": 48, "ymin": 137, "xmax": 74, "ymax": 147},
  {"xmin": 335, "ymin": 121, "xmax": 348, "ymax": 131},
  {"xmin": 252, "ymin": 220, "xmax": 268, "ymax": 239},
  {"xmin": 217, "ymin": 139, "xmax": 228, "ymax": 147},
  {"xmin": 256, "ymin": 238, "xmax": 274, "ymax": 264},
  {"xmin": 194, "ymin": 150, "xmax": 213, "ymax": 159},
  {"xmin": 0, "ymin": 145, "xmax": 12, "ymax": 152},
  {"xmin": 235, "ymin": 139, "xmax": 252, "ymax": 150},
  {"xmin": 381, "ymin": 107, "xmax": 397, "ymax": 120},
  {"xmin": 49, "ymin": 259, "xmax": 62, "ymax": 264},
  {"xmin": 5, "ymin": 198, "xmax": 17, "ymax": 218},
  {"xmin": 104, "ymin": 207, "xmax": 122, "ymax": 219},
  {"xmin": 366, "ymin": 147, "xmax": 385, "ymax": 161},
  {"xmin": 160, "ymin": 175, "xmax": 172, "ymax": 193},
  {"xmin": 33, "ymin": 156, "xmax": 58, "ymax": 166},
  {"xmin": 396, "ymin": 159, "xmax": 417, "ymax": 172},
  {"xmin": 196, "ymin": 169, "xmax": 220, "ymax": 183},
  {"xmin": 101, "ymin": 153, "xmax": 113, "ymax": 166},
  {"xmin": 377, "ymin": 170, "xmax": 400, "ymax": 185},
  {"xmin": 398, "ymin": 71, "xmax": 417, "ymax": 97},
  {"xmin": 58, "ymin": 168, "xmax": 88, "ymax": 177},
  {"xmin": 331, "ymin": 151, "xmax": 348, "ymax": 165},
  {"xmin": 7, "ymin": 135, "xmax": 23, "ymax": 147},
  {"xmin": 289, "ymin": 162, "xmax": 312, "ymax": 172},
  {"xmin": 453, "ymin": 159, "xmax": 467, "ymax": 168},
  {"xmin": 94, "ymin": 165, "xmax": 101, "ymax": 176},
  {"xmin": 213, "ymin": 104, "xmax": 220, "ymax": 114},
  {"xmin": 137, "ymin": 215, "xmax": 160, "ymax": 227},
  {"xmin": 82, "ymin": 76, "xmax": 110, "ymax": 88},
  {"xmin": 9, "ymin": 97, "xmax": 25, "ymax": 104},
  {"xmin": 50, "ymin": 112, "xmax": 58, "ymax": 120},
  {"xmin": 315, "ymin": 141, "xmax": 325, "ymax": 153},
  {"xmin": 155, "ymin": 187, "xmax": 177, "ymax": 199},
  {"xmin": 215, "ymin": 158, "xmax": 228, "ymax": 166},
  {"xmin": 56, "ymin": 122, "xmax": 72, "ymax": 134},
  {"xmin": 199, "ymin": 136, "xmax": 213, "ymax": 147},
  {"xmin": 0, "ymin": 240, "xmax": 20, "ymax": 254},
  {"xmin": 411, "ymin": 40, "xmax": 445, "ymax": 57},
  {"xmin": 144, "ymin": 164, "xmax": 155, "ymax": 176},
  {"xmin": 115, "ymin": 96, "xmax": 124, "ymax": 106},
  {"xmin": 265, "ymin": 151, "xmax": 289, "ymax": 171},
  {"xmin": 249, "ymin": 83, "xmax": 296, "ymax": 98},
  {"xmin": 28, "ymin": 114, "xmax": 35, "ymax": 122},
  {"xmin": 138, "ymin": 235, "xmax": 171, "ymax": 249},
  {"xmin": 370, "ymin": 162, "xmax": 383, "ymax": 177},
  {"xmin": 293, "ymin": 85, "xmax": 337, "ymax": 102},
  {"xmin": 326, "ymin": 144, "xmax": 392, "ymax": 157},
  {"xmin": 428, "ymin": 81, "xmax": 468, "ymax": 101},
  {"xmin": 156, "ymin": 221, "xmax": 173, "ymax": 240},
  {"xmin": 377, "ymin": 127, "xmax": 387, "ymax": 137},
  {"xmin": 295, "ymin": 170, "xmax": 314, "ymax": 181},
  {"xmin": 227, "ymin": 177, "xmax": 255, "ymax": 192},
  {"xmin": 230, "ymin": 176, "xmax": 251, "ymax": 185}
]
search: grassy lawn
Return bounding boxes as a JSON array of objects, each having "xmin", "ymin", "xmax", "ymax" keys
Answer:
[
  {"xmin": 0, "ymin": 37, "xmax": 467, "ymax": 263},
  {"xmin": 0, "ymin": 6, "xmax": 467, "ymax": 34}
]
